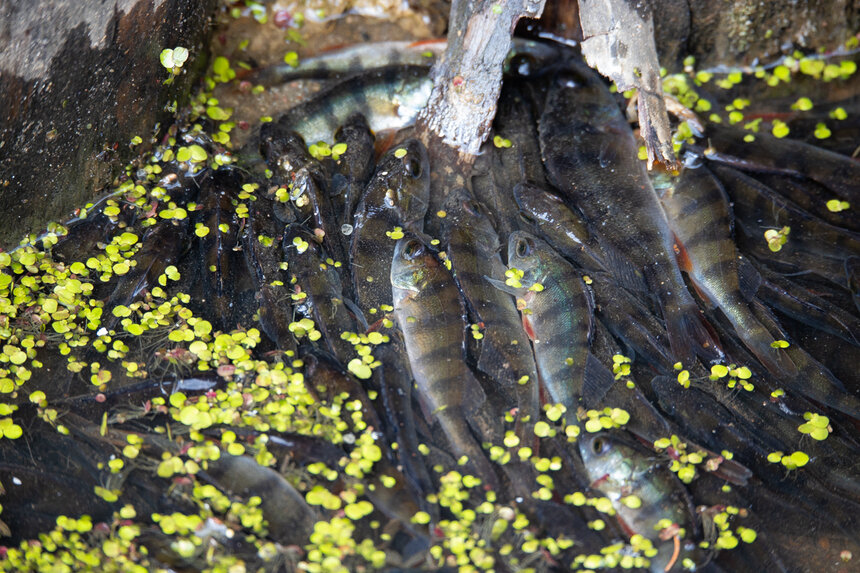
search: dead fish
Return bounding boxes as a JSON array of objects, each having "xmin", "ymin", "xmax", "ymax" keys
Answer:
[
  {"xmin": 469, "ymin": 81, "xmax": 550, "ymax": 242},
  {"xmin": 440, "ymin": 188, "xmax": 540, "ymax": 441},
  {"xmin": 390, "ymin": 235, "xmax": 501, "ymax": 489},
  {"xmin": 351, "ymin": 139, "xmax": 429, "ymax": 316},
  {"xmin": 498, "ymin": 231, "xmax": 594, "ymax": 411},
  {"xmin": 261, "ymin": 124, "xmax": 349, "ymax": 274},
  {"xmin": 371, "ymin": 336, "xmax": 437, "ymax": 511},
  {"xmin": 752, "ymin": 258, "xmax": 860, "ymax": 347},
  {"xmin": 103, "ymin": 219, "xmax": 189, "ymax": 331},
  {"xmin": 539, "ymin": 61, "xmax": 720, "ymax": 366},
  {"xmin": 205, "ymin": 454, "xmax": 318, "ymax": 546},
  {"xmin": 50, "ymin": 192, "xmax": 137, "ymax": 263},
  {"xmin": 588, "ymin": 271, "xmax": 674, "ymax": 372},
  {"xmin": 283, "ymin": 224, "xmax": 363, "ymax": 363},
  {"xmin": 273, "ymin": 66, "xmax": 432, "ymax": 145},
  {"xmin": 584, "ymin": 349, "xmax": 751, "ymax": 486},
  {"xmin": 659, "ymin": 162, "xmax": 797, "ymax": 378},
  {"xmin": 579, "ymin": 431, "xmax": 708, "ymax": 572},
  {"xmin": 700, "ymin": 122, "xmax": 860, "ymax": 203},
  {"xmin": 250, "ymin": 40, "xmax": 444, "ymax": 85},
  {"xmin": 514, "ymin": 181, "xmax": 648, "ymax": 293},
  {"xmin": 753, "ymin": 173, "xmax": 859, "ymax": 234}
]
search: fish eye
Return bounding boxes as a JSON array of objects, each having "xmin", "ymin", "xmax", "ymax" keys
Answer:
[
  {"xmin": 591, "ymin": 437, "xmax": 605, "ymax": 455},
  {"xmin": 508, "ymin": 54, "xmax": 536, "ymax": 77},
  {"xmin": 403, "ymin": 155, "xmax": 422, "ymax": 178},
  {"xmin": 515, "ymin": 238, "xmax": 532, "ymax": 258},
  {"xmin": 402, "ymin": 240, "xmax": 423, "ymax": 260},
  {"xmin": 518, "ymin": 211, "xmax": 536, "ymax": 226}
]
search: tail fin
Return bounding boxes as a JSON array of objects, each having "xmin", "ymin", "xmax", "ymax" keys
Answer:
[
  {"xmin": 662, "ymin": 298, "xmax": 723, "ymax": 367},
  {"xmin": 737, "ymin": 320, "xmax": 798, "ymax": 380},
  {"xmin": 438, "ymin": 408, "xmax": 501, "ymax": 491},
  {"xmin": 751, "ymin": 300, "xmax": 860, "ymax": 420}
]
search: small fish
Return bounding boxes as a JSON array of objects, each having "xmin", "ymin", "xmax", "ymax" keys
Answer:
[
  {"xmin": 250, "ymin": 40, "xmax": 445, "ymax": 85},
  {"xmin": 579, "ymin": 431, "xmax": 707, "ymax": 572},
  {"xmin": 700, "ymin": 122, "xmax": 860, "ymax": 203},
  {"xmin": 584, "ymin": 348, "xmax": 751, "ymax": 486},
  {"xmin": 193, "ymin": 168, "xmax": 242, "ymax": 332},
  {"xmin": 283, "ymin": 224, "xmax": 363, "ymax": 364},
  {"xmin": 752, "ymin": 258, "xmax": 860, "ymax": 346},
  {"xmin": 502, "ymin": 231, "xmax": 594, "ymax": 410},
  {"xmin": 659, "ymin": 162, "xmax": 797, "ymax": 378},
  {"xmin": 273, "ymin": 66, "xmax": 433, "ymax": 146},
  {"xmin": 391, "ymin": 235, "xmax": 501, "ymax": 488},
  {"xmin": 50, "ymin": 191, "xmax": 137, "ymax": 263},
  {"xmin": 103, "ymin": 218, "xmax": 189, "ymax": 331},
  {"xmin": 588, "ymin": 271, "xmax": 674, "ymax": 371},
  {"xmin": 441, "ymin": 188, "xmax": 540, "ymax": 442},
  {"xmin": 242, "ymin": 194, "xmax": 295, "ymax": 353},
  {"xmin": 206, "ymin": 454, "xmax": 318, "ymax": 546},
  {"xmin": 754, "ymin": 173, "xmax": 860, "ymax": 233},
  {"xmin": 651, "ymin": 375, "xmax": 787, "ymax": 465},
  {"xmin": 303, "ymin": 350, "xmax": 384, "ymax": 436},
  {"xmin": 252, "ymin": 38, "xmax": 558, "ymax": 84},
  {"xmin": 261, "ymin": 124, "xmax": 348, "ymax": 274},
  {"xmin": 539, "ymin": 61, "xmax": 719, "ymax": 366},
  {"xmin": 330, "ymin": 113, "xmax": 376, "ymax": 226},
  {"xmin": 712, "ymin": 164, "xmax": 860, "ymax": 290},
  {"xmin": 351, "ymin": 139, "xmax": 429, "ymax": 315},
  {"xmin": 470, "ymin": 82, "xmax": 550, "ymax": 242},
  {"xmin": 514, "ymin": 182, "xmax": 606, "ymax": 271},
  {"xmin": 514, "ymin": 182, "xmax": 647, "ymax": 293},
  {"xmin": 371, "ymin": 336, "xmax": 437, "ymax": 512},
  {"xmin": 750, "ymin": 298, "xmax": 860, "ymax": 419}
]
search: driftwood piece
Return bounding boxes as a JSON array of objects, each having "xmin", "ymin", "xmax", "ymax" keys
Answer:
[
  {"xmin": 417, "ymin": 0, "xmax": 546, "ymax": 156},
  {"xmin": 579, "ymin": 0, "xmax": 676, "ymax": 168},
  {"xmin": 416, "ymin": 0, "xmax": 546, "ymax": 224}
]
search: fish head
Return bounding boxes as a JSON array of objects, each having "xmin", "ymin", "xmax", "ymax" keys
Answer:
[
  {"xmin": 507, "ymin": 231, "xmax": 553, "ymax": 286},
  {"xmin": 578, "ymin": 431, "xmax": 642, "ymax": 493},
  {"xmin": 514, "ymin": 182, "xmax": 566, "ymax": 227},
  {"xmin": 378, "ymin": 139, "xmax": 430, "ymax": 226},
  {"xmin": 334, "ymin": 112, "xmax": 371, "ymax": 141},
  {"xmin": 442, "ymin": 187, "xmax": 498, "ymax": 229},
  {"xmin": 260, "ymin": 122, "xmax": 311, "ymax": 174},
  {"xmin": 391, "ymin": 236, "xmax": 436, "ymax": 294},
  {"xmin": 393, "ymin": 73, "xmax": 433, "ymax": 121}
]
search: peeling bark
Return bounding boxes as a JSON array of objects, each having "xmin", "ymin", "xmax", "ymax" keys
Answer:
[
  {"xmin": 579, "ymin": 0, "xmax": 676, "ymax": 168},
  {"xmin": 417, "ymin": 0, "xmax": 546, "ymax": 156}
]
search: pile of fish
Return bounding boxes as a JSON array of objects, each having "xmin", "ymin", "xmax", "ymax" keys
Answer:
[{"xmin": 4, "ymin": 39, "xmax": 860, "ymax": 572}]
